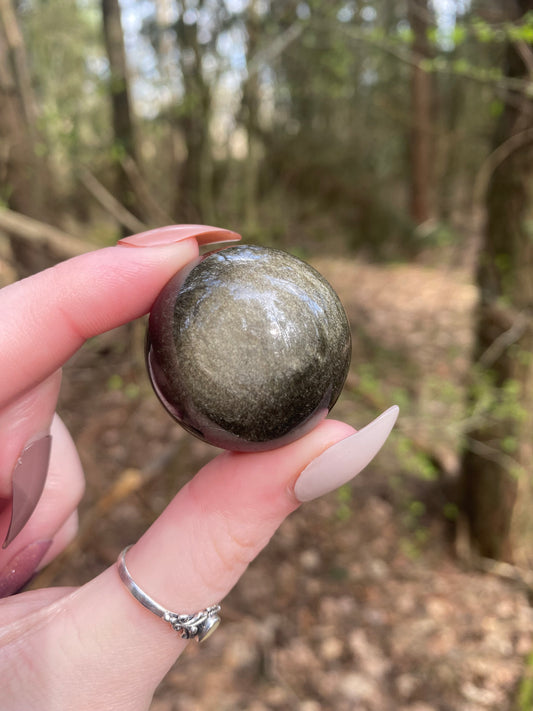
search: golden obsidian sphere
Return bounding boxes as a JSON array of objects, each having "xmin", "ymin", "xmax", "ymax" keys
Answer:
[{"xmin": 146, "ymin": 245, "xmax": 351, "ymax": 452}]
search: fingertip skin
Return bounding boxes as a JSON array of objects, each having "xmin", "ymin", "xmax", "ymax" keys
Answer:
[
  {"xmin": 189, "ymin": 418, "xmax": 357, "ymax": 506},
  {"xmin": 0, "ymin": 239, "xmax": 200, "ymax": 407}
]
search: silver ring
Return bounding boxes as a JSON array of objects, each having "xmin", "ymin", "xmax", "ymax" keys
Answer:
[{"xmin": 117, "ymin": 546, "xmax": 221, "ymax": 643}]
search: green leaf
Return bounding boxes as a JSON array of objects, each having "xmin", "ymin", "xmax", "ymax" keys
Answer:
[
  {"xmin": 472, "ymin": 19, "xmax": 495, "ymax": 44},
  {"xmin": 443, "ymin": 503, "xmax": 459, "ymax": 521},
  {"xmin": 426, "ymin": 27, "xmax": 439, "ymax": 46},
  {"xmin": 502, "ymin": 436, "xmax": 518, "ymax": 454},
  {"xmin": 107, "ymin": 374, "xmax": 123, "ymax": 391},
  {"xmin": 409, "ymin": 500, "xmax": 426, "ymax": 517},
  {"xmin": 124, "ymin": 383, "xmax": 140, "ymax": 399},
  {"xmin": 451, "ymin": 24, "xmax": 467, "ymax": 46},
  {"xmin": 452, "ymin": 58, "xmax": 471, "ymax": 75},
  {"xmin": 489, "ymin": 100, "xmax": 504, "ymax": 118},
  {"xmin": 397, "ymin": 26, "xmax": 414, "ymax": 45}
]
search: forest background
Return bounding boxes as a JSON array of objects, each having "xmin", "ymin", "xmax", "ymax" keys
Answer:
[{"xmin": 2, "ymin": 0, "xmax": 533, "ymax": 709}]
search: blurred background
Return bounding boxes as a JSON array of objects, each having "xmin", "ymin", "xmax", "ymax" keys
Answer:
[{"xmin": 2, "ymin": 0, "xmax": 533, "ymax": 708}]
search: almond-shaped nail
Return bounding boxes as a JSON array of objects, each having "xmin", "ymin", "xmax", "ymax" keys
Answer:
[
  {"xmin": 117, "ymin": 224, "xmax": 241, "ymax": 248},
  {"xmin": 0, "ymin": 539, "xmax": 52, "ymax": 598},
  {"xmin": 294, "ymin": 406, "xmax": 399, "ymax": 502},
  {"xmin": 2, "ymin": 435, "xmax": 52, "ymax": 549}
]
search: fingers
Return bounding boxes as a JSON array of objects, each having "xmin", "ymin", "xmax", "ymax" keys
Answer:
[
  {"xmin": 0, "ymin": 372, "xmax": 61, "ymax": 499},
  {"xmin": 40, "ymin": 511, "xmax": 79, "ymax": 567},
  {"xmin": 0, "ymin": 239, "xmax": 197, "ymax": 406},
  {"xmin": 0, "ymin": 224, "xmax": 240, "ymax": 407},
  {"xmin": 15, "ymin": 420, "xmax": 356, "ymax": 710},
  {"xmin": 0, "ymin": 225, "xmax": 238, "ymax": 549},
  {"xmin": 0, "ymin": 373, "xmax": 61, "ymax": 547},
  {"xmin": 0, "ymin": 415, "xmax": 84, "ymax": 576}
]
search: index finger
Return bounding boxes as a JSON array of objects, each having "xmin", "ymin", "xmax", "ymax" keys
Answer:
[{"xmin": 0, "ymin": 225, "xmax": 240, "ymax": 406}]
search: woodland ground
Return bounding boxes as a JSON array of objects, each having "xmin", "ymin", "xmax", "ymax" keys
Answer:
[{"xmin": 29, "ymin": 250, "xmax": 533, "ymax": 711}]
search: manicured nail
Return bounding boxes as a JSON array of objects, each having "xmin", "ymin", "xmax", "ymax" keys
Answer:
[
  {"xmin": 294, "ymin": 406, "xmax": 399, "ymax": 502},
  {"xmin": 117, "ymin": 224, "xmax": 241, "ymax": 248},
  {"xmin": 2, "ymin": 435, "xmax": 52, "ymax": 549},
  {"xmin": 0, "ymin": 539, "xmax": 52, "ymax": 598}
]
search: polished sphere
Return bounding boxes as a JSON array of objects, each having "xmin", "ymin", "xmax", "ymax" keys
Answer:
[{"xmin": 146, "ymin": 245, "xmax": 351, "ymax": 452}]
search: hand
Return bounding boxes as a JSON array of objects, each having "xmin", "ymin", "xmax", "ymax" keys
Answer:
[{"xmin": 0, "ymin": 226, "xmax": 397, "ymax": 710}]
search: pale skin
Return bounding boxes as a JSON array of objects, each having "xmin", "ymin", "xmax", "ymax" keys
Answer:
[{"xmin": 0, "ymin": 232, "xmax": 355, "ymax": 710}]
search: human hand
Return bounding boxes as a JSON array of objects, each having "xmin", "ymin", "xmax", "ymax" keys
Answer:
[{"xmin": 0, "ymin": 225, "xmax": 398, "ymax": 710}]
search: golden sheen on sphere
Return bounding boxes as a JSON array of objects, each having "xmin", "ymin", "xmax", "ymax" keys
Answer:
[{"xmin": 146, "ymin": 245, "xmax": 352, "ymax": 452}]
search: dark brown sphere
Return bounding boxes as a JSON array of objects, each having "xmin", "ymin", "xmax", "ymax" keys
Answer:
[{"xmin": 146, "ymin": 245, "xmax": 351, "ymax": 451}]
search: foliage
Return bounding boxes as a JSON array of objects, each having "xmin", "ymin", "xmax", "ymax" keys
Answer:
[
  {"xmin": 3, "ymin": 0, "xmax": 528, "ymax": 252},
  {"xmin": 3, "ymin": 1, "xmax": 533, "ymax": 559},
  {"xmin": 21, "ymin": 0, "xmax": 110, "ymax": 177},
  {"xmin": 515, "ymin": 648, "xmax": 533, "ymax": 711}
]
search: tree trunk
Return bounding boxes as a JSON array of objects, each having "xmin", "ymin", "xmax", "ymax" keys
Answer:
[
  {"xmin": 241, "ymin": 0, "xmax": 262, "ymax": 237},
  {"xmin": 101, "ymin": 0, "xmax": 139, "ymax": 220},
  {"xmin": 407, "ymin": 0, "xmax": 433, "ymax": 225},
  {"xmin": 0, "ymin": 0, "xmax": 44, "ymax": 218},
  {"xmin": 173, "ymin": 0, "xmax": 213, "ymax": 223},
  {"xmin": 0, "ymin": 0, "xmax": 59, "ymax": 275},
  {"xmin": 0, "ymin": 0, "xmax": 37, "ymax": 139},
  {"xmin": 460, "ymin": 0, "xmax": 533, "ymax": 565}
]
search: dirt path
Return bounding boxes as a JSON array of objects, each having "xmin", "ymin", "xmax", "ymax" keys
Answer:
[{"xmin": 32, "ymin": 257, "xmax": 530, "ymax": 711}]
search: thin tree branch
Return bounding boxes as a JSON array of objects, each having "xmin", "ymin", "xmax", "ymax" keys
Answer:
[
  {"xmin": 120, "ymin": 155, "xmax": 173, "ymax": 226},
  {"xmin": 474, "ymin": 555, "xmax": 533, "ymax": 591},
  {"xmin": 466, "ymin": 436, "xmax": 523, "ymax": 473},
  {"xmin": 0, "ymin": 0, "xmax": 39, "ymax": 135},
  {"xmin": 473, "ymin": 127, "xmax": 533, "ymax": 206},
  {"xmin": 516, "ymin": 39, "xmax": 533, "ymax": 78},
  {"xmin": 338, "ymin": 23, "xmax": 533, "ymax": 96},
  {"xmin": 0, "ymin": 207, "xmax": 94, "ymax": 257},
  {"xmin": 78, "ymin": 166, "xmax": 147, "ymax": 234},
  {"xmin": 478, "ymin": 312, "xmax": 529, "ymax": 367},
  {"xmin": 247, "ymin": 21, "xmax": 304, "ymax": 78}
]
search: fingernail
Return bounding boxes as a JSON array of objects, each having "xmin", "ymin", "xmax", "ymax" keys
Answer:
[
  {"xmin": 2, "ymin": 435, "xmax": 52, "ymax": 548},
  {"xmin": 294, "ymin": 406, "xmax": 399, "ymax": 502},
  {"xmin": 0, "ymin": 539, "xmax": 52, "ymax": 598},
  {"xmin": 117, "ymin": 224, "xmax": 241, "ymax": 248}
]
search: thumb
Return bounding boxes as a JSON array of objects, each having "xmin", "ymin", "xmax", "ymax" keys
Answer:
[{"xmin": 10, "ymin": 409, "xmax": 397, "ymax": 710}]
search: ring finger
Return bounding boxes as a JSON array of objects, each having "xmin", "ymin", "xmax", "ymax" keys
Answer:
[{"xmin": 0, "ymin": 414, "xmax": 85, "ymax": 593}]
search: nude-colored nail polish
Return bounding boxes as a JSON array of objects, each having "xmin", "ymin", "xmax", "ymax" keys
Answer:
[
  {"xmin": 0, "ymin": 539, "xmax": 52, "ymax": 598},
  {"xmin": 117, "ymin": 224, "xmax": 241, "ymax": 248},
  {"xmin": 294, "ymin": 406, "xmax": 399, "ymax": 502},
  {"xmin": 2, "ymin": 435, "xmax": 52, "ymax": 549}
]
